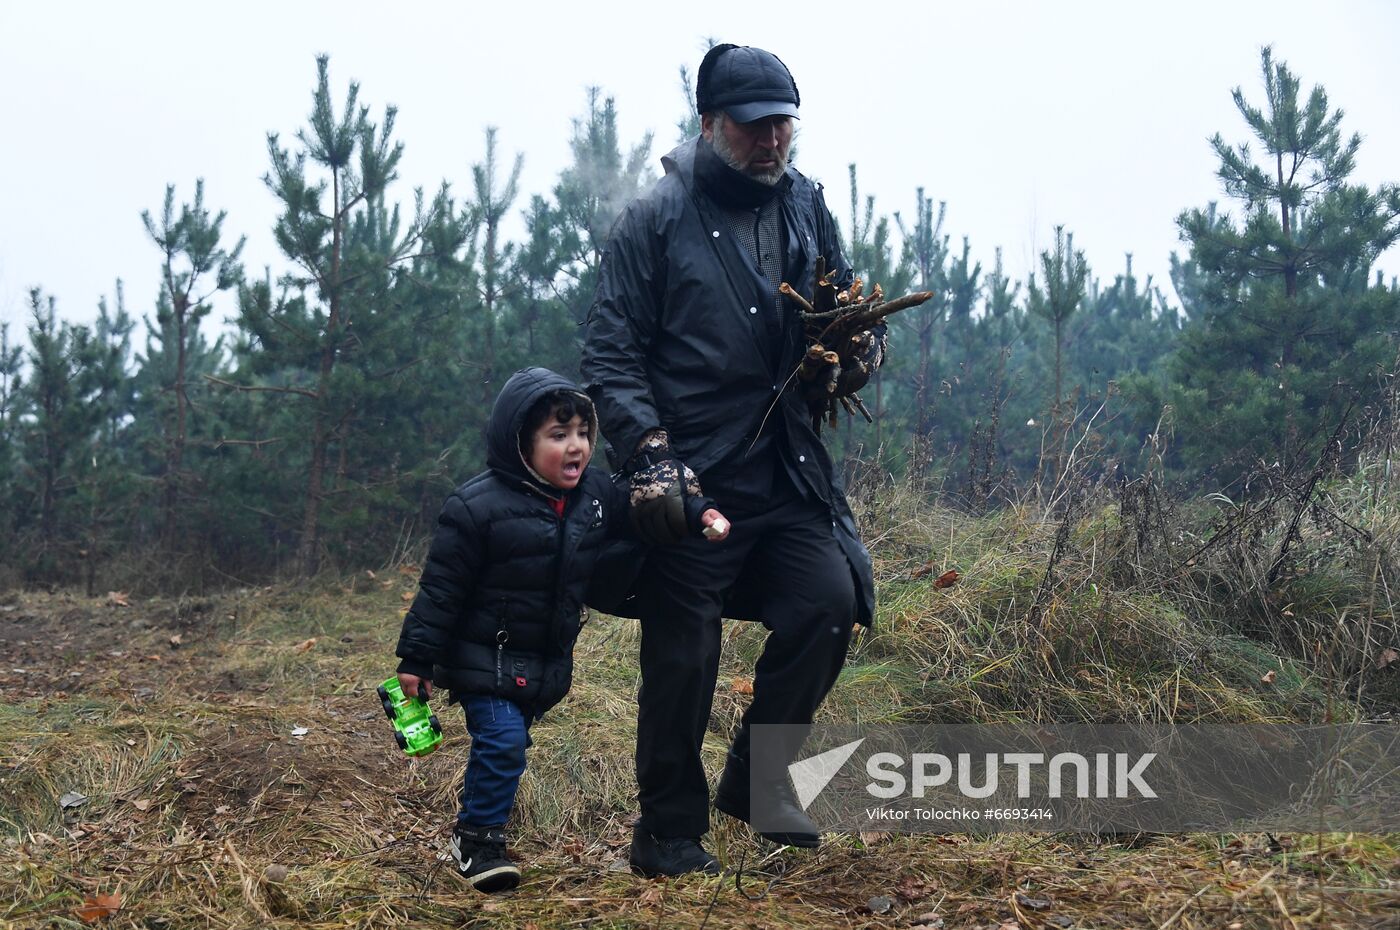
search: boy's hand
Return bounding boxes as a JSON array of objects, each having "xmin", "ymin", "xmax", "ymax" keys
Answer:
[
  {"xmin": 397, "ymin": 673, "xmax": 432, "ymax": 703},
  {"xmin": 700, "ymin": 509, "xmax": 730, "ymax": 542}
]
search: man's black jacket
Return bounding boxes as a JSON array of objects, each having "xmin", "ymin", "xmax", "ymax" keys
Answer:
[
  {"xmin": 395, "ymin": 368, "xmax": 617, "ymax": 715},
  {"xmin": 580, "ymin": 138, "xmax": 876, "ymax": 625}
]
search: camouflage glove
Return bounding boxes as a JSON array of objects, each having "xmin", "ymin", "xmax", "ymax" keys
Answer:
[{"xmin": 625, "ymin": 432, "xmax": 704, "ymax": 546}]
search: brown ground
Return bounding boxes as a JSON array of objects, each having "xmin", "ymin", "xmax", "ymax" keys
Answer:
[{"xmin": 1, "ymin": 587, "xmax": 1397, "ymax": 929}]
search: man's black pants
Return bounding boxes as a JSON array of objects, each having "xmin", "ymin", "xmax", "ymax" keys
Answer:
[{"xmin": 634, "ymin": 493, "xmax": 856, "ymax": 838}]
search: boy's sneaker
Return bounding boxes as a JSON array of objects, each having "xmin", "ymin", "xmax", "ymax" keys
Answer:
[{"xmin": 450, "ymin": 825, "xmax": 520, "ymax": 892}]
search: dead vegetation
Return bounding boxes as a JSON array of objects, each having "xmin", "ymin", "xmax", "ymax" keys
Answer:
[{"xmin": 3, "ymin": 469, "xmax": 1399, "ymax": 927}]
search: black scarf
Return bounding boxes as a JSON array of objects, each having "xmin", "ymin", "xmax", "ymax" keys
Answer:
[{"xmin": 694, "ymin": 137, "xmax": 792, "ymax": 210}]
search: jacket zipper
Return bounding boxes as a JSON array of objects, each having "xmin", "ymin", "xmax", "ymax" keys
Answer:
[{"xmin": 495, "ymin": 598, "xmax": 509, "ymax": 691}]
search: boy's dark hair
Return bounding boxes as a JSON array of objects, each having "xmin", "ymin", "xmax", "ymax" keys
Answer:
[{"xmin": 519, "ymin": 391, "xmax": 595, "ymax": 456}]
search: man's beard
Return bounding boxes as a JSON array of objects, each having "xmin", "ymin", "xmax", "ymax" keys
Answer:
[{"xmin": 711, "ymin": 118, "xmax": 789, "ymax": 186}]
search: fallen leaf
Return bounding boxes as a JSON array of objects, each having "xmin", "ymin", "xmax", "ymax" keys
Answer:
[
  {"xmin": 75, "ymin": 892, "xmax": 122, "ymax": 922},
  {"xmin": 215, "ymin": 805, "xmax": 231, "ymax": 815},
  {"xmin": 1376, "ymin": 648, "xmax": 1399, "ymax": 671},
  {"xmin": 130, "ymin": 799, "xmax": 151, "ymax": 812},
  {"xmin": 1016, "ymin": 892, "xmax": 1053, "ymax": 910},
  {"xmin": 730, "ymin": 677, "xmax": 754, "ymax": 695},
  {"xmin": 168, "ymin": 634, "xmax": 183, "ymax": 648},
  {"xmin": 895, "ymin": 874, "xmax": 938, "ymax": 900},
  {"xmin": 60, "ymin": 792, "xmax": 88, "ymax": 810},
  {"xmin": 292, "ymin": 637, "xmax": 317, "ymax": 653},
  {"xmin": 638, "ymin": 886, "xmax": 664, "ymax": 907},
  {"xmin": 910, "ymin": 560, "xmax": 937, "ymax": 580},
  {"xmin": 859, "ymin": 831, "xmax": 892, "ymax": 846},
  {"xmin": 867, "ymin": 895, "xmax": 893, "ymax": 914},
  {"xmin": 1261, "ymin": 669, "xmax": 1277, "ymax": 685},
  {"xmin": 145, "ymin": 654, "xmax": 162, "ymax": 662},
  {"xmin": 934, "ymin": 569, "xmax": 961, "ymax": 589},
  {"xmin": 105, "ymin": 592, "xmax": 130, "ymax": 608},
  {"xmin": 912, "ymin": 915, "xmax": 944, "ymax": 928}
]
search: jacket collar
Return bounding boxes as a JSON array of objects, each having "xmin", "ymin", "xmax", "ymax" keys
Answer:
[
  {"xmin": 692, "ymin": 137, "xmax": 793, "ymax": 210},
  {"xmin": 663, "ymin": 137, "xmax": 797, "ymax": 203}
]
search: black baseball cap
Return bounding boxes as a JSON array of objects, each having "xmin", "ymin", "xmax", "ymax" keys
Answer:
[{"xmin": 695, "ymin": 44, "xmax": 801, "ymax": 123}]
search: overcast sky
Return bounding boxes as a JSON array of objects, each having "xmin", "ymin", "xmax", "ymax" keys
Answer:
[{"xmin": 2, "ymin": 0, "xmax": 1397, "ymax": 342}]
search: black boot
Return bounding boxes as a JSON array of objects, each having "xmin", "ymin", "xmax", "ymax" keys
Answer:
[
  {"xmin": 713, "ymin": 752, "xmax": 820, "ymax": 848},
  {"xmin": 451, "ymin": 824, "xmax": 521, "ymax": 892},
  {"xmin": 628, "ymin": 824, "xmax": 721, "ymax": 877}
]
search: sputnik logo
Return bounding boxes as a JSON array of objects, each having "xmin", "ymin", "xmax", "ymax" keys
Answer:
[{"xmin": 787, "ymin": 738, "xmax": 866, "ymax": 810}]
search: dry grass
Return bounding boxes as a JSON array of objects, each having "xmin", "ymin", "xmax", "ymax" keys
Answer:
[{"xmin": 2, "ymin": 482, "xmax": 1399, "ymax": 928}]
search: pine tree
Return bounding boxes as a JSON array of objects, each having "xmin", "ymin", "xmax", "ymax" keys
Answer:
[
  {"xmin": 0, "ymin": 322, "xmax": 27, "ymax": 565},
  {"xmin": 1026, "ymin": 225, "xmax": 1089, "ymax": 470},
  {"xmin": 19, "ymin": 289, "xmax": 102, "ymax": 572},
  {"xmin": 467, "ymin": 127, "xmax": 523, "ymax": 404},
  {"xmin": 892, "ymin": 189, "xmax": 949, "ymax": 468},
  {"xmin": 140, "ymin": 181, "xmax": 245, "ymax": 546},
  {"xmin": 229, "ymin": 55, "xmax": 457, "ymax": 574},
  {"xmin": 551, "ymin": 88, "xmax": 655, "ymax": 322},
  {"xmin": 1161, "ymin": 47, "xmax": 1400, "ymax": 483}
]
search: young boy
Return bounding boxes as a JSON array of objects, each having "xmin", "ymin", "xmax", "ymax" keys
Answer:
[{"xmin": 394, "ymin": 367, "xmax": 728, "ymax": 892}]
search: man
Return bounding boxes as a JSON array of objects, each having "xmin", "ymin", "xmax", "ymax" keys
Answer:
[{"xmin": 581, "ymin": 43, "xmax": 878, "ymax": 877}]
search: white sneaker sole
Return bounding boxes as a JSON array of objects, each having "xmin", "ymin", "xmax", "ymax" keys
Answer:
[{"xmin": 451, "ymin": 834, "xmax": 521, "ymax": 892}]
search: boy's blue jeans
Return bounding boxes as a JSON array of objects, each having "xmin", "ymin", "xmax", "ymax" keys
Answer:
[{"xmin": 458, "ymin": 695, "xmax": 533, "ymax": 828}]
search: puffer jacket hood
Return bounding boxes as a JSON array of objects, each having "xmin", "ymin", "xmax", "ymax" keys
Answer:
[
  {"xmin": 396, "ymin": 366, "xmax": 619, "ymax": 715},
  {"xmin": 485, "ymin": 367, "xmax": 597, "ymax": 492}
]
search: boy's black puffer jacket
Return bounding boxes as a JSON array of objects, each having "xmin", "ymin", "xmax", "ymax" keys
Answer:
[{"xmin": 394, "ymin": 368, "xmax": 618, "ymax": 716}]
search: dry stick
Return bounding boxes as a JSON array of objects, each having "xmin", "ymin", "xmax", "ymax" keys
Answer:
[
  {"xmin": 203, "ymin": 374, "xmax": 320, "ymax": 401},
  {"xmin": 222, "ymin": 839, "xmax": 274, "ymax": 921},
  {"xmin": 1266, "ymin": 403, "xmax": 1354, "ymax": 584},
  {"xmin": 1156, "ymin": 883, "xmax": 1213, "ymax": 930},
  {"xmin": 841, "ymin": 290, "xmax": 935, "ymax": 328},
  {"xmin": 778, "ymin": 282, "xmax": 814, "ymax": 314},
  {"xmin": 1270, "ymin": 884, "xmax": 1301, "ymax": 930}
]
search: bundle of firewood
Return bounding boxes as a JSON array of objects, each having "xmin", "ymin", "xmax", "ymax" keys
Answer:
[{"xmin": 780, "ymin": 257, "xmax": 932, "ymax": 432}]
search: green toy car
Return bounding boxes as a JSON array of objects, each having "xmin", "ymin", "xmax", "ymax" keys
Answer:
[{"xmin": 377, "ymin": 677, "xmax": 443, "ymax": 756}]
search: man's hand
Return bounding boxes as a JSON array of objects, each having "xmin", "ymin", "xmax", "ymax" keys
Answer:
[
  {"xmin": 700, "ymin": 509, "xmax": 730, "ymax": 542},
  {"xmin": 397, "ymin": 673, "xmax": 432, "ymax": 703},
  {"xmin": 627, "ymin": 431, "xmax": 704, "ymax": 546},
  {"xmin": 835, "ymin": 324, "xmax": 887, "ymax": 397},
  {"xmin": 629, "ymin": 458, "xmax": 703, "ymax": 545}
]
